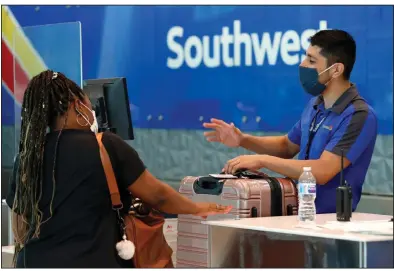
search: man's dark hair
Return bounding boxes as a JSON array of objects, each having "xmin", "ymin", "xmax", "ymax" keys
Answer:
[{"xmin": 310, "ymin": 29, "xmax": 356, "ymax": 80}]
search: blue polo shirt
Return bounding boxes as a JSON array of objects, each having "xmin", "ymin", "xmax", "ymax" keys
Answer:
[{"xmin": 287, "ymin": 85, "xmax": 377, "ymax": 214}]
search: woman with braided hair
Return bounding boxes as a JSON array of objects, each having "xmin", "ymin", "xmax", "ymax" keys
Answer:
[{"xmin": 6, "ymin": 70, "xmax": 232, "ymax": 268}]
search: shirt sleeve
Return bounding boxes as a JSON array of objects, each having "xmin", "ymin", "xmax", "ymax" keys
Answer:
[
  {"xmin": 287, "ymin": 120, "xmax": 302, "ymax": 146},
  {"xmin": 102, "ymin": 132, "xmax": 146, "ymax": 190},
  {"xmin": 325, "ymin": 110, "xmax": 377, "ymax": 164}
]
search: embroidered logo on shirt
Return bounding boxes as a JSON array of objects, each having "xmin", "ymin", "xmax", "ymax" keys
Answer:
[{"xmin": 323, "ymin": 125, "xmax": 333, "ymax": 131}]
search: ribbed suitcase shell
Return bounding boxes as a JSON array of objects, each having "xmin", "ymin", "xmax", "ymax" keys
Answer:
[{"xmin": 176, "ymin": 175, "xmax": 297, "ymax": 268}]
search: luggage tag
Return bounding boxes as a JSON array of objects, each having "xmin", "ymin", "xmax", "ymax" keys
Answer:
[
  {"xmin": 208, "ymin": 174, "xmax": 240, "ymax": 183},
  {"xmin": 209, "ymin": 174, "xmax": 238, "ymax": 179}
]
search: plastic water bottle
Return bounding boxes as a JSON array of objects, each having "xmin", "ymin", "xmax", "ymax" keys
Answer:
[{"xmin": 297, "ymin": 167, "xmax": 317, "ymax": 222}]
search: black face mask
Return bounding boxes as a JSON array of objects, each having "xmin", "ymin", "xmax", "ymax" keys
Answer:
[{"xmin": 299, "ymin": 65, "xmax": 335, "ymax": 96}]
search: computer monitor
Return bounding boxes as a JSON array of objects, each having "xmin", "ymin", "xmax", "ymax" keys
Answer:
[{"xmin": 83, "ymin": 77, "xmax": 134, "ymax": 140}]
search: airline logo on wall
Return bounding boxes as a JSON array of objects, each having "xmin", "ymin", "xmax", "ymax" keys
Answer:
[{"xmin": 1, "ymin": 6, "xmax": 47, "ymax": 106}]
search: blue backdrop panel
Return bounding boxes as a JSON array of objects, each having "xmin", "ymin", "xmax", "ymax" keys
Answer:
[{"xmin": 7, "ymin": 5, "xmax": 393, "ymax": 134}]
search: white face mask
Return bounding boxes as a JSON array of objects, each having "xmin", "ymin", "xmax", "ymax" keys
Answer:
[
  {"xmin": 79, "ymin": 102, "xmax": 99, "ymax": 134},
  {"xmin": 90, "ymin": 110, "xmax": 99, "ymax": 134}
]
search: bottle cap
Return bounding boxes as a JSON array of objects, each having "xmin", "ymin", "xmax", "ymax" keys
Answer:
[{"xmin": 303, "ymin": 167, "xmax": 312, "ymax": 171}]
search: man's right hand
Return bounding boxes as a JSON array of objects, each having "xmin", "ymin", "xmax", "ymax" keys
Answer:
[{"xmin": 203, "ymin": 118, "xmax": 243, "ymax": 148}]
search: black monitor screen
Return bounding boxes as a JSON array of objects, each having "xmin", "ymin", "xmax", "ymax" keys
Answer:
[{"xmin": 83, "ymin": 77, "xmax": 134, "ymax": 140}]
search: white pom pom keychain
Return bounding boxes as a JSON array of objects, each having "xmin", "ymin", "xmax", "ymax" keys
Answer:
[{"xmin": 116, "ymin": 234, "xmax": 135, "ymax": 260}]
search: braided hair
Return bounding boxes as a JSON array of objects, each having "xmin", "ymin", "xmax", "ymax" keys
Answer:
[{"xmin": 13, "ymin": 70, "xmax": 85, "ymax": 253}]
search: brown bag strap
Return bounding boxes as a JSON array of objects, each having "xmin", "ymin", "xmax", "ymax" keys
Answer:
[{"xmin": 96, "ymin": 133, "xmax": 122, "ymax": 208}]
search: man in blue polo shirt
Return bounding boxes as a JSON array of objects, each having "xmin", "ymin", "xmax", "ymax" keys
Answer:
[{"xmin": 203, "ymin": 29, "xmax": 377, "ymax": 214}]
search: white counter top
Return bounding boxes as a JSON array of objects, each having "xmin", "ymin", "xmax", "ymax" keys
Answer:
[
  {"xmin": 1, "ymin": 246, "xmax": 14, "ymax": 268},
  {"xmin": 204, "ymin": 213, "xmax": 393, "ymax": 242}
]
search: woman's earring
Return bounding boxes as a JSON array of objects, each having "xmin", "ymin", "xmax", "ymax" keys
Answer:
[{"xmin": 75, "ymin": 108, "xmax": 90, "ymax": 127}]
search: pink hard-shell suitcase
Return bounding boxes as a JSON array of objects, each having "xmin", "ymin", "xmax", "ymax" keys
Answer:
[{"xmin": 176, "ymin": 170, "xmax": 298, "ymax": 268}]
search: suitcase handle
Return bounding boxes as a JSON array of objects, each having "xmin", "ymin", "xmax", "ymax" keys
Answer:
[
  {"xmin": 193, "ymin": 177, "xmax": 225, "ymax": 195},
  {"xmin": 233, "ymin": 169, "xmax": 270, "ymax": 179}
]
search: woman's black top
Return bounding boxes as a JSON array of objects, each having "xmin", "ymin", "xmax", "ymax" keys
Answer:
[{"xmin": 6, "ymin": 129, "xmax": 145, "ymax": 268}]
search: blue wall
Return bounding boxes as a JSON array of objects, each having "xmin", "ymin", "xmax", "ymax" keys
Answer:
[{"xmin": 4, "ymin": 5, "xmax": 393, "ymax": 134}]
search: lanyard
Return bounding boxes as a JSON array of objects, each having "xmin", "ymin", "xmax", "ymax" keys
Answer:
[{"xmin": 305, "ymin": 110, "xmax": 328, "ymax": 160}]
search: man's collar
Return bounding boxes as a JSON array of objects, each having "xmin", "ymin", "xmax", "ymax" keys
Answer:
[{"xmin": 313, "ymin": 84, "xmax": 360, "ymax": 114}]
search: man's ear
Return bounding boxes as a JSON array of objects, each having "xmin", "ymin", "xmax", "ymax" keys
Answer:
[{"xmin": 331, "ymin": 63, "xmax": 345, "ymax": 79}]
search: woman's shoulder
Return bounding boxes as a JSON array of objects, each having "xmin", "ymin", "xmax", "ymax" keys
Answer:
[
  {"xmin": 102, "ymin": 131, "xmax": 126, "ymax": 146},
  {"xmin": 101, "ymin": 131, "xmax": 139, "ymax": 156}
]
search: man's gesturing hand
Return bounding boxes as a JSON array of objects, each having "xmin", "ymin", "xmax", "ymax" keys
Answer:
[{"xmin": 203, "ymin": 118, "xmax": 243, "ymax": 148}]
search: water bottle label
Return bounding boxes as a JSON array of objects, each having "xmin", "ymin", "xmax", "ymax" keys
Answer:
[{"xmin": 298, "ymin": 183, "xmax": 316, "ymax": 195}]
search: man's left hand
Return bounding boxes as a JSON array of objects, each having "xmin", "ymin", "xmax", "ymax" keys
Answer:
[{"xmin": 223, "ymin": 155, "xmax": 265, "ymax": 174}]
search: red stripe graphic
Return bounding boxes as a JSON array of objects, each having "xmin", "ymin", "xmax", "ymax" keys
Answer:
[
  {"xmin": 1, "ymin": 39, "xmax": 14, "ymax": 91},
  {"xmin": 1, "ymin": 38, "xmax": 30, "ymax": 104}
]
